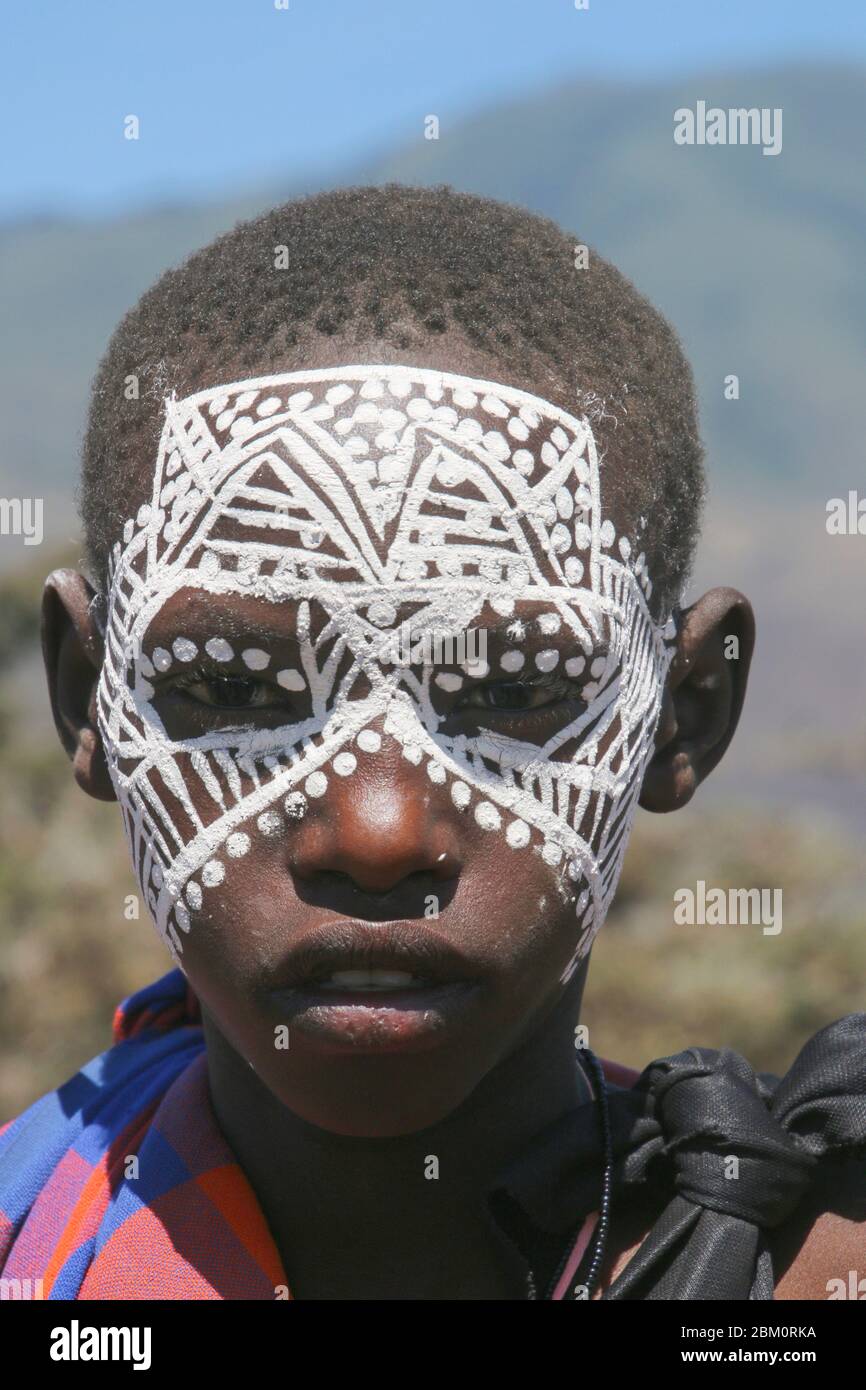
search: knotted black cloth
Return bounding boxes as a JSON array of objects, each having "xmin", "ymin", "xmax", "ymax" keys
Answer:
[{"xmin": 491, "ymin": 1013, "xmax": 866, "ymax": 1299}]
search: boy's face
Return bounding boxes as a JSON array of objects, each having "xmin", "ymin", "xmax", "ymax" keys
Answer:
[{"xmin": 90, "ymin": 361, "xmax": 676, "ymax": 1133}]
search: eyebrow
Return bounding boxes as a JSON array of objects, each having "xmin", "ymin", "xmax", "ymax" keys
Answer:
[
  {"xmin": 473, "ymin": 616, "xmax": 609, "ymax": 653},
  {"xmin": 142, "ymin": 609, "xmax": 302, "ymax": 648},
  {"xmin": 140, "ymin": 603, "xmax": 611, "ymax": 660}
]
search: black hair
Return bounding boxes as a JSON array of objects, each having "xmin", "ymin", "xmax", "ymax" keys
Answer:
[{"xmin": 80, "ymin": 183, "xmax": 705, "ymax": 617}]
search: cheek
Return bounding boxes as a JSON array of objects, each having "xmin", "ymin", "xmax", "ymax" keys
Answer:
[
  {"xmin": 103, "ymin": 685, "xmax": 315, "ymax": 958},
  {"xmin": 169, "ymin": 848, "xmax": 291, "ymax": 991},
  {"xmin": 129, "ymin": 788, "xmax": 293, "ymax": 944},
  {"xmin": 100, "ymin": 584, "xmax": 665, "ymax": 975}
]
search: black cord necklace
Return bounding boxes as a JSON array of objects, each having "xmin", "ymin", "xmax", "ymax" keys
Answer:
[{"xmin": 534, "ymin": 1047, "xmax": 614, "ymax": 1300}]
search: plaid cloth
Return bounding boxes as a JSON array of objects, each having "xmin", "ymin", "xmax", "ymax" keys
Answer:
[
  {"xmin": 0, "ymin": 970, "xmax": 286, "ymax": 1299},
  {"xmin": 0, "ymin": 969, "xmax": 634, "ymax": 1300}
]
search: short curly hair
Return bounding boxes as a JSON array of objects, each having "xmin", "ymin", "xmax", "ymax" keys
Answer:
[{"xmin": 80, "ymin": 182, "xmax": 706, "ymax": 619}]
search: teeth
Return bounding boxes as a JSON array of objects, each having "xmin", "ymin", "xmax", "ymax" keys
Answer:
[{"xmin": 318, "ymin": 969, "xmax": 429, "ymax": 992}]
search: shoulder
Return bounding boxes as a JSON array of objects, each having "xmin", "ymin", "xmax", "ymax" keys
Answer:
[
  {"xmin": 595, "ymin": 1020, "xmax": 866, "ymax": 1300},
  {"xmin": 771, "ymin": 1157, "xmax": 866, "ymax": 1300},
  {"xmin": 592, "ymin": 1157, "xmax": 866, "ymax": 1302},
  {"xmin": 0, "ymin": 972, "xmax": 204, "ymax": 1272}
]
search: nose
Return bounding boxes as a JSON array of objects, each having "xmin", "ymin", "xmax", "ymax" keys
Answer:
[{"xmin": 288, "ymin": 739, "xmax": 462, "ymax": 897}]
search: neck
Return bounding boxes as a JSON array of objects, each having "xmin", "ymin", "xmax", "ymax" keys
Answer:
[{"xmin": 202, "ymin": 971, "xmax": 591, "ymax": 1289}]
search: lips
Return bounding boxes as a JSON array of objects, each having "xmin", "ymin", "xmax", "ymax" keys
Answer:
[
  {"xmin": 265, "ymin": 920, "xmax": 485, "ymax": 1051},
  {"xmin": 272, "ymin": 919, "xmax": 482, "ymax": 993},
  {"xmin": 318, "ymin": 969, "xmax": 433, "ymax": 991}
]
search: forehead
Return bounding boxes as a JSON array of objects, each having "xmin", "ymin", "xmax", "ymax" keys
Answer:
[{"xmin": 110, "ymin": 366, "xmax": 655, "ymax": 635}]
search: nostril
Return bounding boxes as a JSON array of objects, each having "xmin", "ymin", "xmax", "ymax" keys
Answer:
[
  {"xmin": 291, "ymin": 867, "xmax": 460, "ymax": 920},
  {"xmin": 285, "ymin": 760, "xmax": 465, "ymax": 904},
  {"xmin": 431, "ymin": 848, "xmax": 461, "ymax": 879}
]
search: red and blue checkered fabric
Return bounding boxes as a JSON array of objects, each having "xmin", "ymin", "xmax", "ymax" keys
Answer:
[{"xmin": 0, "ymin": 969, "xmax": 288, "ymax": 1299}]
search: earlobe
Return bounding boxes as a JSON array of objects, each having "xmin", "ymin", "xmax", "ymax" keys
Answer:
[
  {"xmin": 42, "ymin": 568, "xmax": 117, "ymax": 802},
  {"xmin": 639, "ymin": 587, "xmax": 755, "ymax": 813}
]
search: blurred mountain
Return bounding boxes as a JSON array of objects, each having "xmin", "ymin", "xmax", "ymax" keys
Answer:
[
  {"xmin": 1, "ymin": 63, "xmax": 864, "ymax": 518},
  {"xmin": 0, "ymin": 62, "xmax": 862, "ymax": 821},
  {"xmin": 1, "ymin": 64, "xmax": 864, "ymax": 1111}
]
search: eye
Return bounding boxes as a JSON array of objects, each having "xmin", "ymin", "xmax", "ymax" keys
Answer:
[
  {"xmin": 454, "ymin": 675, "xmax": 586, "ymax": 714},
  {"xmin": 168, "ymin": 668, "xmax": 286, "ymax": 711}
]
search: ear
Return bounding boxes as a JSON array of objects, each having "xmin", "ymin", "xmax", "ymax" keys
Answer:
[
  {"xmin": 42, "ymin": 568, "xmax": 116, "ymax": 802},
  {"xmin": 639, "ymin": 586, "xmax": 755, "ymax": 813}
]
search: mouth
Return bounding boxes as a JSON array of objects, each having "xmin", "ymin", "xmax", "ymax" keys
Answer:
[
  {"xmin": 265, "ymin": 920, "xmax": 485, "ymax": 1052},
  {"xmin": 316, "ymin": 968, "xmax": 439, "ymax": 992}
]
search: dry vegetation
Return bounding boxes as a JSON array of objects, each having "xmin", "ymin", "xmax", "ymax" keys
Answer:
[{"xmin": 1, "ymin": 550, "xmax": 863, "ymax": 1119}]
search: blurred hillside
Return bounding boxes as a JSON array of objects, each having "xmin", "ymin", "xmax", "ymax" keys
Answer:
[
  {"xmin": 0, "ymin": 539, "xmax": 864, "ymax": 1119},
  {"xmin": 0, "ymin": 61, "xmax": 863, "ymax": 1119},
  {"xmin": 2, "ymin": 64, "xmax": 865, "ymax": 520}
]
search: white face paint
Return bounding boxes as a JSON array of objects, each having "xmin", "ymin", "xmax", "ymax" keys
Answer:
[{"xmin": 96, "ymin": 366, "xmax": 676, "ymax": 978}]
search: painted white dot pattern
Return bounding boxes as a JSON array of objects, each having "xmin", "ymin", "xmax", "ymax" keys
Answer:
[
  {"xmin": 462, "ymin": 658, "xmax": 489, "ymax": 678},
  {"xmin": 475, "ymin": 802, "xmax": 501, "ymax": 831},
  {"xmin": 97, "ymin": 365, "xmax": 674, "ymax": 973},
  {"xmin": 451, "ymin": 781, "xmax": 471, "ymax": 809},
  {"xmin": 434, "ymin": 672, "xmax": 463, "ymax": 692},
  {"xmin": 277, "ymin": 669, "xmax": 306, "ymax": 691},
  {"xmin": 535, "ymin": 650, "xmax": 559, "ymax": 672},
  {"xmin": 501, "ymin": 650, "xmax": 525, "ymax": 673},
  {"xmin": 172, "ymin": 638, "xmax": 197, "ymax": 662},
  {"xmin": 242, "ymin": 648, "xmax": 270, "ymax": 670},
  {"xmin": 506, "ymin": 820, "xmax": 531, "ymax": 849}
]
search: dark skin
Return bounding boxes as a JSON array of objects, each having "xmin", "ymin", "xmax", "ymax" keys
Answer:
[{"xmin": 43, "ymin": 331, "xmax": 862, "ymax": 1298}]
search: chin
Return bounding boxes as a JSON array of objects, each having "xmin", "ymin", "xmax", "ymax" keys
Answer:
[{"xmin": 261, "ymin": 1064, "xmax": 481, "ymax": 1137}]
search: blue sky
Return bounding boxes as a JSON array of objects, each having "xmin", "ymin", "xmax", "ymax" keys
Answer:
[{"xmin": 3, "ymin": 0, "xmax": 864, "ymax": 218}]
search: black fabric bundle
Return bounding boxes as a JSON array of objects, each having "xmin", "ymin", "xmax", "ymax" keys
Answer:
[{"xmin": 493, "ymin": 1013, "xmax": 866, "ymax": 1299}]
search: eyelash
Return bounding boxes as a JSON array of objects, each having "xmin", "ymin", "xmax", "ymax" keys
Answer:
[
  {"xmin": 158, "ymin": 662, "xmax": 597, "ymax": 717},
  {"xmin": 452, "ymin": 669, "xmax": 590, "ymax": 714},
  {"xmin": 164, "ymin": 665, "xmax": 288, "ymax": 710}
]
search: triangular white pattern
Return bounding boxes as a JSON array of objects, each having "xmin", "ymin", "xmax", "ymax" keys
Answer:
[{"xmin": 99, "ymin": 366, "xmax": 675, "ymax": 973}]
